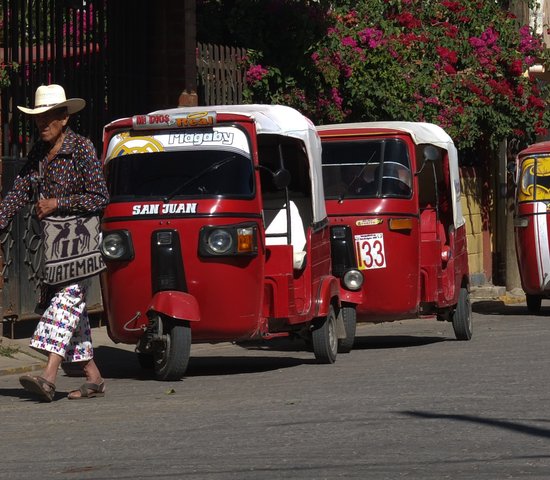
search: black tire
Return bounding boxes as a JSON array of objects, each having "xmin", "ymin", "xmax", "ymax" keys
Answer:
[
  {"xmin": 337, "ymin": 306, "xmax": 356, "ymax": 353},
  {"xmin": 452, "ymin": 287, "xmax": 473, "ymax": 341},
  {"xmin": 312, "ymin": 305, "xmax": 338, "ymax": 364},
  {"xmin": 153, "ymin": 317, "xmax": 192, "ymax": 381},
  {"xmin": 526, "ymin": 294, "xmax": 542, "ymax": 314}
]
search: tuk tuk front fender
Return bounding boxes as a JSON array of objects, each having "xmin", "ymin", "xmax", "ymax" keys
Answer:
[
  {"xmin": 339, "ymin": 287, "xmax": 363, "ymax": 306},
  {"xmin": 147, "ymin": 291, "xmax": 200, "ymax": 322},
  {"xmin": 315, "ymin": 275, "xmax": 341, "ymax": 317}
]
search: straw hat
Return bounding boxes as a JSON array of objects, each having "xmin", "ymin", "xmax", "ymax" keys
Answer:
[{"xmin": 17, "ymin": 84, "xmax": 86, "ymax": 115}]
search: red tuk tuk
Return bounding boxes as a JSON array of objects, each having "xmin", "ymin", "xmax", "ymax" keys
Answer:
[
  {"xmin": 99, "ymin": 105, "xmax": 361, "ymax": 380},
  {"xmin": 318, "ymin": 122, "xmax": 472, "ymax": 340},
  {"xmin": 513, "ymin": 141, "xmax": 550, "ymax": 312}
]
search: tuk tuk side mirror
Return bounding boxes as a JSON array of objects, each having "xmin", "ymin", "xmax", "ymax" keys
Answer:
[
  {"xmin": 272, "ymin": 168, "xmax": 291, "ymax": 190},
  {"xmin": 415, "ymin": 145, "xmax": 441, "ymax": 176},
  {"xmin": 423, "ymin": 145, "xmax": 441, "ymax": 163}
]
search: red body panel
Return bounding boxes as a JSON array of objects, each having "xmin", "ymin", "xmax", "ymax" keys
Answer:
[
  {"xmin": 515, "ymin": 202, "xmax": 550, "ymax": 295},
  {"xmin": 103, "ymin": 210, "xmax": 265, "ymax": 343},
  {"xmin": 328, "ymin": 202, "xmax": 420, "ymax": 321}
]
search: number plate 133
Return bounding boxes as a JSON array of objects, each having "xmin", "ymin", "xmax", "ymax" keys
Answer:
[{"xmin": 355, "ymin": 233, "xmax": 387, "ymax": 270}]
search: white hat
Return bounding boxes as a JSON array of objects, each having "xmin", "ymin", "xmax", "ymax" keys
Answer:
[{"xmin": 17, "ymin": 84, "xmax": 86, "ymax": 115}]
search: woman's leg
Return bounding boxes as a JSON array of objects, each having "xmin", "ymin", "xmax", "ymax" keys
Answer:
[
  {"xmin": 20, "ymin": 283, "xmax": 87, "ymax": 399},
  {"xmin": 65, "ymin": 281, "xmax": 105, "ymax": 398},
  {"xmin": 42, "ymin": 352, "xmax": 64, "ymax": 385}
]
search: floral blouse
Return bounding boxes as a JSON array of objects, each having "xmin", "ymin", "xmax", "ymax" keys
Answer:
[{"xmin": 0, "ymin": 128, "xmax": 109, "ymax": 229}]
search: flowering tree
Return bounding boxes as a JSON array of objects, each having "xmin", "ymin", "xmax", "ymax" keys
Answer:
[{"xmin": 242, "ymin": 0, "xmax": 550, "ymax": 151}]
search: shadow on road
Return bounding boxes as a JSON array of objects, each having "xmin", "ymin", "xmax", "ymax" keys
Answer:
[
  {"xmin": 353, "ymin": 335, "xmax": 445, "ymax": 350},
  {"xmin": 0, "ymin": 386, "xmax": 67, "ymax": 402},
  {"xmin": 473, "ymin": 300, "xmax": 548, "ymax": 316},
  {"xmin": 401, "ymin": 410, "xmax": 550, "ymax": 439},
  {"xmin": 90, "ymin": 345, "xmax": 310, "ymax": 380},
  {"xmin": 186, "ymin": 355, "xmax": 310, "ymax": 377},
  {"xmin": 238, "ymin": 333, "xmax": 447, "ymax": 353},
  {"xmin": 237, "ymin": 336, "xmax": 312, "ymax": 353},
  {"xmin": 87, "ymin": 346, "xmax": 143, "ymax": 380}
]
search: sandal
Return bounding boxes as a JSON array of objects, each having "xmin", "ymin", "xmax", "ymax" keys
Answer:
[
  {"xmin": 19, "ymin": 375, "xmax": 56, "ymax": 402},
  {"xmin": 67, "ymin": 381, "xmax": 106, "ymax": 400}
]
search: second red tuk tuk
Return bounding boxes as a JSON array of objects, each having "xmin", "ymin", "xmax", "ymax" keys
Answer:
[
  {"xmin": 513, "ymin": 141, "xmax": 550, "ymax": 312},
  {"xmin": 99, "ymin": 105, "xmax": 362, "ymax": 380},
  {"xmin": 318, "ymin": 122, "xmax": 472, "ymax": 340}
]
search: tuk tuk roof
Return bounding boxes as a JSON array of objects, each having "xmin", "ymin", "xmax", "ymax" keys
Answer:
[
  {"xmin": 518, "ymin": 140, "xmax": 550, "ymax": 158},
  {"xmin": 317, "ymin": 121, "xmax": 454, "ymax": 150},
  {"xmin": 145, "ymin": 104, "xmax": 327, "ymax": 223},
  {"xmin": 317, "ymin": 121, "xmax": 464, "ymax": 229}
]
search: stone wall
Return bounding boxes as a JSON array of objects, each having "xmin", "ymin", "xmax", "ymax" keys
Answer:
[{"xmin": 461, "ymin": 167, "xmax": 490, "ymax": 286}]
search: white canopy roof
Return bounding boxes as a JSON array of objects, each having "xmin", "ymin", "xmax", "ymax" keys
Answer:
[
  {"xmin": 151, "ymin": 104, "xmax": 327, "ymax": 223},
  {"xmin": 317, "ymin": 121, "xmax": 464, "ymax": 229}
]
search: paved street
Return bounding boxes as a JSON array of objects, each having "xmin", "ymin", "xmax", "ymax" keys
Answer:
[{"xmin": 1, "ymin": 299, "xmax": 550, "ymax": 479}]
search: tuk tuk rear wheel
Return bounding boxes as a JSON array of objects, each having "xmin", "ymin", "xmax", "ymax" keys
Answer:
[
  {"xmin": 526, "ymin": 294, "xmax": 542, "ymax": 314},
  {"xmin": 312, "ymin": 305, "xmax": 338, "ymax": 364},
  {"xmin": 153, "ymin": 317, "xmax": 192, "ymax": 381},
  {"xmin": 337, "ymin": 306, "xmax": 356, "ymax": 354},
  {"xmin": 452, "ymin": 287, "xmax": 473, "ymax": 341}
]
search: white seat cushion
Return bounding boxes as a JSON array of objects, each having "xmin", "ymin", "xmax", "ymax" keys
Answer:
[{"xmin": 264, "ymin": 201, "xmax": 307, "ymax": 269}]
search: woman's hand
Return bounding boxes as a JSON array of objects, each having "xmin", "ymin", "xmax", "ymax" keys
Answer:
[{"xmin": 35, "ymin": 198, "xmax": 58, "ymax": 219}]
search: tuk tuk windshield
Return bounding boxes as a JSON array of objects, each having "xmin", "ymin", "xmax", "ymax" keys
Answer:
[
  {"xmin": 518, "ymin": 156, "xmax": 550, "ymax": 202},
  {"xmin": 322, "ymin": 138, "xmax": 412, "ymax": 199},
  {"xmin": 105, "ymin": 149, "xmax": 254, "ymax": 201}
]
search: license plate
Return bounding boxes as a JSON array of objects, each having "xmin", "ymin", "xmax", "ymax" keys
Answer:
[{"xmin": 355, "ymin": 232, "xmax": 387, "ymax": 270}]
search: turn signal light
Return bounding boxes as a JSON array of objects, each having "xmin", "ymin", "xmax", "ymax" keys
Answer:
[
  {"xmin": 237, "ymin": 227, "xmax": 255, "ymax": 253},
  {"xmin": 389, "ymin": 218, "xmax": 413, "ymax": 231}
]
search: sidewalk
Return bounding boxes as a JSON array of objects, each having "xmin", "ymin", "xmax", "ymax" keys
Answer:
[
  {"xmin": 0, "ymin": 325, "xmax": 119, "ymax": 377},
  {"xmin": 470, "ymin": 284, "xmax": 526, "ymax": 304},
  {"xmin": 0, "ymin": 285, "xmax": 529, "ymax": 377}
]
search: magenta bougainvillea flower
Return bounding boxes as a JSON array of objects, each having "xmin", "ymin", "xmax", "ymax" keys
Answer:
[{"xmin": 242, "ymin": 0, "xmax": 550, "ymax": 150}]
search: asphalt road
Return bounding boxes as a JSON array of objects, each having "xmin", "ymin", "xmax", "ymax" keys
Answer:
[{"xmin": 1, "ymin": 299, "xmax": 550, "ymax": 479}]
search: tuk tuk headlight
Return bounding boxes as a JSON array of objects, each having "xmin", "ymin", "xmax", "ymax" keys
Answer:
[
  {"xmin": 342, "ymin": 269, "xmax": 364, "ymax": 291},
  {"xmin": 207, "ymin": 229, "xmax": 233, "ymax": 254},
  {"xmin": 199, "ymin": 223, "xmax": 258, "ymax": 257},
  {"xmin": 101, "ymin": 230, "xmax": 134, "ymax": 261}
]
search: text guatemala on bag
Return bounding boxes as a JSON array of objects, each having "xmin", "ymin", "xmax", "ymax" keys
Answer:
[{"xmin": 42, "ymin": 214, "xmax": 105, "ymax": 285}]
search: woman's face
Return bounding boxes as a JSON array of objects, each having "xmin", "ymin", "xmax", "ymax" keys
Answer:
[{"xmin": 34, "ymin": 108, "xmax": 69, "ymax": 145}]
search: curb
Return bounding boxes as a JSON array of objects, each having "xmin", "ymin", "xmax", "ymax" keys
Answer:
[
  {"xmin": 0, "ymin": 343, "xmax": 48, "ymax": 377},
  {"xmin": 0, "ymin": 361, "xmax": 47, "ymax": 377},
  {"xmin": 499, "ymin": 294, "xmax": 526, "ymax": 305}
]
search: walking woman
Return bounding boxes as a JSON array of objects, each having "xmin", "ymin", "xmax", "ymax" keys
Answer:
[{"xmin": 0, "ymin": 84, "xmax": 109, "ymax": 401}]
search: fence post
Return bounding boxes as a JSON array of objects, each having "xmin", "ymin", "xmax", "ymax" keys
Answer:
[
  {"xmin": 0, "ymin": 158, "xmax": 3, "ymax": 338},
  {"xmin": 178, "ymin": 90, "xmax": 198, "ymax": 107}
]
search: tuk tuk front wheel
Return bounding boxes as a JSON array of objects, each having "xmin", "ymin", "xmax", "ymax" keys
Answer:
[
  {"xmin": 152, "ymin": 316, "xmax": 192, "ymax": 381},
  {"xmin": 337, "ymin": 306, "xmax": 356, "ymax": 354},
  {"xmin": 451, "ymin": 287, "xmax": 473, "ymax": 341},
  {"xmin": 526, "ymin": 294, "xmax": 542, "ymax": 314},
  {"xmin": 312, "ymin": 305, "xmax": 338, "ymax": 364}
]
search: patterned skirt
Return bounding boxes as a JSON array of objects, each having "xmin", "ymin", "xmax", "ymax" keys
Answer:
[{"xmin": 29, "ymin": 280, "xmax": 93, "ymax": 362}]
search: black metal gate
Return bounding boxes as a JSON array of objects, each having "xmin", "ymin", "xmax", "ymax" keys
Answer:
[
  {"xmin": 1, "ymin": 0, "xmax": 113, "ymax": 331},
  {"xmin": 1, "ymin": 0, "xmax": 109, "ymax": 155}
]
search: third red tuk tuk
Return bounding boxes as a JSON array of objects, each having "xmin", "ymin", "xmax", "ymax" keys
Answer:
[
  {"xmin": 318, "ymin": 121, "xmax": 472, "ymax": 340},
  {"xmin": 513, "ymin": 140, "xmax": 550, "ymax": 312}
]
